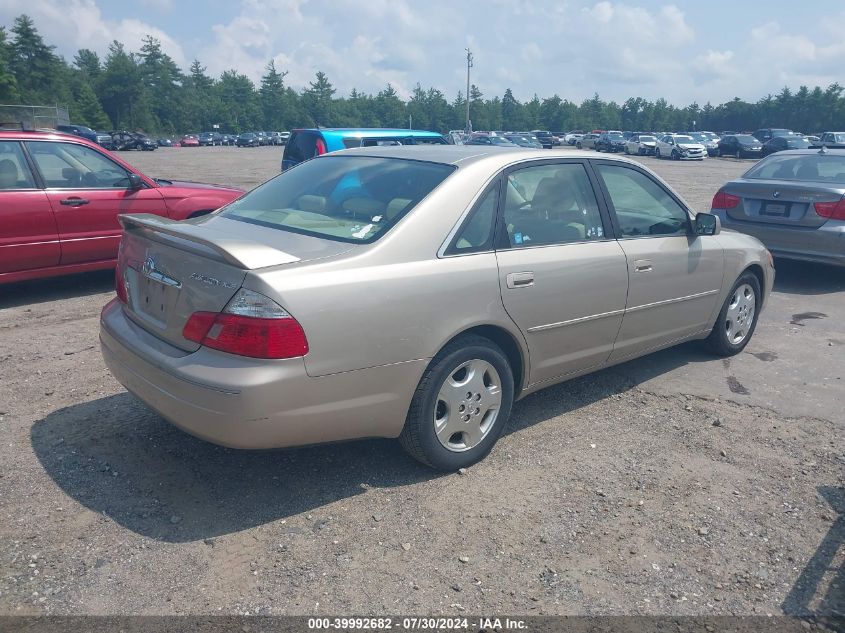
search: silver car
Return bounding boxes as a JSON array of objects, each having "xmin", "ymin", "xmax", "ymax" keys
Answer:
[
  {"xmin": 711, "ymin": 148, "xmax": 845, "ymax": 267},
  {"xmin": 100, "ymin": 146, "xmax": 774, "ymax": 470}
]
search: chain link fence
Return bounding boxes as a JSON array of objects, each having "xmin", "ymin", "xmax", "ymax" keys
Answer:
[{"xmin": 0, "ymin": 104, "xmax": 70, "ymax": 130}]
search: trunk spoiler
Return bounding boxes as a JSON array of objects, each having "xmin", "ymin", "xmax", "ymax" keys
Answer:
[{"xmin": 119, "ymin": 214, "xmax": 301, "ymax": 270}]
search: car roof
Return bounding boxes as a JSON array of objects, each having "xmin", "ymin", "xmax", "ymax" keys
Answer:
[
  {"xmin": 323, "ymin": 145, "xmax": 635, "ymax": 169},
  {"xmin": 296, "ymin": 128, "xmax": 444, "ymax": 139},
  {"xmin": 0, "ymin": 129, "xmax": 100, "ymax": 144}
]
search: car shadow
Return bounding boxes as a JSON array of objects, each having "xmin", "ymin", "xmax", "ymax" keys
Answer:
[
  {"xmin": 0, "ymin": 269, "xmax": 114, "ymax": 309},
  {"xmin": 781, "ymin": 486, "xmax": 844, "ymax": 619},
  {"xmin": 772, "ymin": 259, "xmax": 845, "ymax": 296},
  {"xmin": 31, "ymin": 346, "xmax": 702, "ymax": 543}
]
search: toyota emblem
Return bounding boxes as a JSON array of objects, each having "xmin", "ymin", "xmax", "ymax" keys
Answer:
[{"xmin": 772, "ymin": 191, "xmax": 781, "ymax": 198}]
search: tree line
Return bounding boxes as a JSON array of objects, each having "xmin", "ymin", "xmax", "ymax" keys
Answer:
[{"xmin": 1, "ymin": 14, "xmax": 844, "ymax": 136}]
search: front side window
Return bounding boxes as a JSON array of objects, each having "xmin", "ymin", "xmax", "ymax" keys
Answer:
[
  {"xmin": 0, "ymin": 141, "xmax": 37, "ymax": 189},
  {"xmin": 25, "ymin": 141, "xmax": 132, "ymax": 188},
  {"xmin": 595, "ymin": 164, "xmax": 689, "ymax": 237},
  {"xmin": 222, "ymin": 156, "xmax": 455, "ymax": 243},
  {"xmin": 502, "ymin": 163, "xmax": 605, "ymax": 248}
]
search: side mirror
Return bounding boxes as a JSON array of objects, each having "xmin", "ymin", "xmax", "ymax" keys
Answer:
[
  {"xmin": 127, "ymin": 173, "xmax": 143, "ymax": 190},
  {"xmin": 694, "ymin": 212, "xmax": 720, "ymax": 236}
]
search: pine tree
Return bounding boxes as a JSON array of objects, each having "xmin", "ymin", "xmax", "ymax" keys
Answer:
[
  {"xmin": 302, "ymin": 71, "xmax": 336, "ymax": 126},
  {"xmin": 73, "ymin": 49, "xmax": 101, "ymax": 81},
  {"xmin": 259, "ymin": 60, "xmax": 288, "ymax": 129},
  {"xmin": 99, "ymin": 41, "xmax": 146, "ymax": 129},
  {"xmin": 501, "ymin": 88, "xmax": 521, "ymax": 131},
  {"xmin": 0, "ymin": 26, "xmax": 19, "ymax": 102},
  {"xmin": 9, "ymin": 15, "xmax": 63, "ymax": 103}
]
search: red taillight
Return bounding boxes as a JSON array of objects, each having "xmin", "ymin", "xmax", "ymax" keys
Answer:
[
  {"xmin": 183, "ymin": 311, "xmax": 309, "ymax": 359},
  {"xmin": 115, "ymin": 266, "xmax": 128, "ymax": 303},
  {"xmin": 814, "ymin": 197, "xmax": 845, "ymax": 221},
  {"xmin": 315, "ymin": 138, "xmax": 327, "ymax": 156},
  {"xmin": 711, "ymin": 190, "xmax": 741, "ymax": 210}
]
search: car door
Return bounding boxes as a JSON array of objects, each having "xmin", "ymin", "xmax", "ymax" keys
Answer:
[
  {"xmin": 592, "ymin": 161, "xmax": 724, "ymax": 362},
  {"xmin": 0, "ymin": 140, "xmax": 60, "ymax": 275},
  {"xmin": 25, "ymin": 140, "xmax": 166, "ymax": 265},
  {"xmin": 494, "ymin": 160, "xmax": 629, "ymax": 385}
]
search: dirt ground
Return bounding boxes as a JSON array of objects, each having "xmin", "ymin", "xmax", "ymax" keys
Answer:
[{"xmin": 0, "ymin": 147, "xmax": 842, "ymax": 619}]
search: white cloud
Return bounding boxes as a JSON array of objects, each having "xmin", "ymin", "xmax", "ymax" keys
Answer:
[{"xmin": 0, "ymin": 0, "xmax": 186, "ymax": 67}]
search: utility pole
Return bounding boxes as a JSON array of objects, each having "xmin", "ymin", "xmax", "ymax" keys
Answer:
[{"xmin": 465, "ymin": 48, "xmax": 473, "ymax": 135}]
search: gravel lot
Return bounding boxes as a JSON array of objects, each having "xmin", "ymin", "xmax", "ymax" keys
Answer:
[{"xmin": 0, "ymin": 146, "xmax": 842, "ymax": 619}]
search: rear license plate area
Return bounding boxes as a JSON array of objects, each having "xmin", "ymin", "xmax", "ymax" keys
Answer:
[
  {"xmin": 760, "ymin": 202, "xmax": 788, "ymax": 217},
  {"xmin": 133, "ymin": 274, "xmax": 179, "ymax": 323}
]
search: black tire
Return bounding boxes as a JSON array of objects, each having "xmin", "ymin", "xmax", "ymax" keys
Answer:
[
  {"xmin": 672, "ymin": 150, "xmax": 680, "ymax": 160},
  {"xmin": 655, "ymin": 147, "xmax": 662, "ymax": 159},
  {"xmin": 576, "ymin": 142, "xmax": 582, "ymax": 149},
  {"xmin": 735, "ymin": 149, "xmax": 741, "ymax": 159},
  {"xmin": 703, "ymin": 272, "xmax": 762, "ymax": 356},
  {"xmin": 399, "ymin": 335, "xmax": 514, "ymax": 471}
]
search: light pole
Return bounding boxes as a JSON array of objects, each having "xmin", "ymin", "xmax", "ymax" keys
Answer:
[{"xmin": 465, "ymin": 48, "xmax": 473, "ymax": 135}]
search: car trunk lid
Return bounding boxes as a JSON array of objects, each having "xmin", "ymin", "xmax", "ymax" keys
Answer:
[
  {"xmin": 117, "ymin": 213, "xmax": 355, "ymax": 351},
  {"xmin": 721, "ymin": 179, "xmax": 843, "ymax": 228}
]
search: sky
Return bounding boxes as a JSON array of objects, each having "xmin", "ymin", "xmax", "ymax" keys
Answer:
[{"xmin": 2, "ymin": 0, "xmax": 845, "ymax": 106}]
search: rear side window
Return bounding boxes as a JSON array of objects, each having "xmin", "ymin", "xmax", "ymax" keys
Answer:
[
  {"xmin": 222, "ymin": 156, "xmax": 455, "ymax": 243},
  {"xmin": 502, "ymin": 163, "xmax": 605, "ymax": 247},
  {"xmin": 0, "ymin": 141, "xmax": 37, "ymax": 189},
  {"xmin": 447, "ymin": 184, "xmax": 499, "ymax": 254},
  {"xmin": 284, "ymin": 131, "xmax": 320, "ymax": 163}
]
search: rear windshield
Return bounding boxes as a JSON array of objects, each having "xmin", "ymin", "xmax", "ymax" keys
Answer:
[
  {"xmin": 744, "ymin": 154, "xmax": 845, "ymax": 184},
  {"xmin": 222, "ymin": 156, "xmax": 456, "ymax": 243}
]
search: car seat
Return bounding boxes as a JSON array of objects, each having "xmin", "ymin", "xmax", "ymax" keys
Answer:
[{"xmin": 0, "ymin": 159, "xmax": 18, "ymax": 189}]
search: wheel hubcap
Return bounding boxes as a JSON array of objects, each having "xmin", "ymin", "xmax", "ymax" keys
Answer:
[
  {"xmin": 724, "ymin": 283, "xmax": 756, "ymax": 345},
  {"xmin": 434, "ymin": 359, "xmax": 502, "ymax": 452}
]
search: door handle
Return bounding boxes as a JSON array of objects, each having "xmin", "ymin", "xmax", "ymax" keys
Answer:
[
  {"xmin": 506, "ymin": 272, "xmax": 534, "ymax": 288},
  {"xmin": 60, "ymin": 198, "xmax": 90, "ymax": 207},
  {"xmin": 634, "ymin": 259, "xmax": 653, "ymax": 273}
]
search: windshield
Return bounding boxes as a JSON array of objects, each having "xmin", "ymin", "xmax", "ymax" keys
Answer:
[
  {"xmin": 744, "ymin": 154, "xmax": 845, "ymax": 184},
  {"xmin": 490, "ymin": 137, "xmax": 515, "ymax": 145},
  {"xmin": 222, "ymin": 156, "xmax": 456, "ymax": 243},
  {"xmin": 608, "ymin": 133, "xmax": 624, "ymax": 140},
  {"xmin": 673, "ymin": 136, "xmax": 695, "ymax": 143},
  {"xmin": 638, "ymin": 135, "xmax": 656, "ymax": 142},
  {"xmin": 736, "ymin": 135, "xmax": 758, "ymax": 145}
]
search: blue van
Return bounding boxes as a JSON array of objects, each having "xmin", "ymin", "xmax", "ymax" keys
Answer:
[{"xmin": 281, "ymin": 128, "xmax": 448, "ymax": 170}]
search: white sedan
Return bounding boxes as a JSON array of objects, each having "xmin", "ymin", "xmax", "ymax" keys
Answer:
[
  {"xmin": 624, "ymin": 133, "xmax": 658, "ymax": 156},
  {"xmin": 655, "ymin": 134, "xmax": 707, "ymax": 160}
]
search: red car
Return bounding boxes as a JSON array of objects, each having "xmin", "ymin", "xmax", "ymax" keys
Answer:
[
  {"xmin": 0, "ymin": 130, "xmax": 243, "ymax": 284},
  {"xmin": 180, "ymin": 135, "xmax": 199, "ymax": 147}
]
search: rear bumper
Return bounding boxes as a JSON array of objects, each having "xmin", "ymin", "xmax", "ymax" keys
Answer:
[
  {"xmin": 100, "ymin": 299, "xmax": 426, "ymax": 449},
  {"xmin": 713, "ymin": 213, "xmax": 845, "ymax": 266}
]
